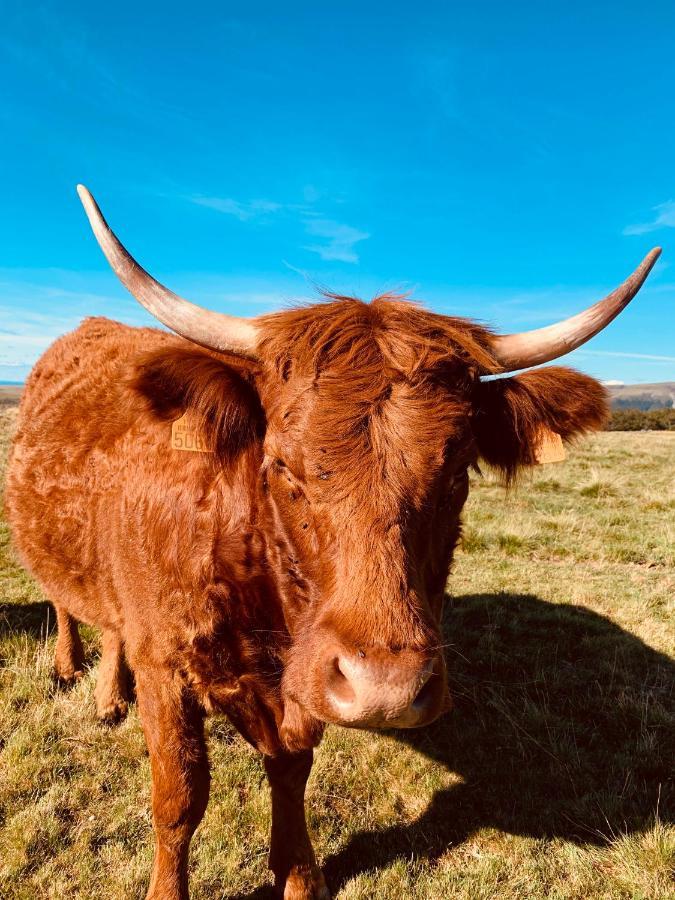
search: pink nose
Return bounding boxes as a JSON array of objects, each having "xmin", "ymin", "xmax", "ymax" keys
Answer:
[{"xmin": 323, "ymin": 647, "xmax": 441, "ymax": 728}]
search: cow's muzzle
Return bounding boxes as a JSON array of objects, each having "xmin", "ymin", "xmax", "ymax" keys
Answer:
[{"xmin": 319, "ymin": 644, "xmax": 450, "ymax": 729}]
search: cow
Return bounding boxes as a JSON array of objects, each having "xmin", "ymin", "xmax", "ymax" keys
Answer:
[{"xmin": 5, "ymin": 185, "xmax": 659, "ymax": 900}]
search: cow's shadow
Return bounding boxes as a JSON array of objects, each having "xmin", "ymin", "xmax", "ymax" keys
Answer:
[
  {"xmin": 0, "ymin": 600, "xmax": 55, "ymax": 638},
  {"xmin": 0, "ymin": 600, "xmax": 104, "ymax": 679},
  {"xmin": 321, "ymin": 591, "xmax": 674, "ymax": 893}
]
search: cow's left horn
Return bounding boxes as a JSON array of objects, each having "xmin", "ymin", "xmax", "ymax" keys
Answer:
[
  {"xmin": 490, "ymin": 248, "xmax": 661, "ymax": 371},
  {"xmin": 76, "ymin": 185, "xmax": 259, "ymax": 358}
]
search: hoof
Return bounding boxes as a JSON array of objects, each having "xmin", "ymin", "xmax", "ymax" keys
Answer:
[
  {"xmin": 96, "ymin": 697, "xmax": 129, "ymax": 724},
  {"xmin": 282, "ymin": 866, "xmax": 330, "ymax": 900},
  {"xmin": 53, "ymin": 667, "xmax": 84, "ymax": 688}
]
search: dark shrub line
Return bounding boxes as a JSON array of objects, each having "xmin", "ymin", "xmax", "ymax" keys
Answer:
[{"xmin": 606, "ymin": 408, "xmax": 675, "ymax": 431}]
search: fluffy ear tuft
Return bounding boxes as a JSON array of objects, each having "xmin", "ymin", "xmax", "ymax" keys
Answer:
[
  {"xmin": 472, "ymin": 367, "xmax": 608, "ymax": 482},
  {"xmin": 130, "ymin": 348, "xmax": 264, "ymax": 460}
]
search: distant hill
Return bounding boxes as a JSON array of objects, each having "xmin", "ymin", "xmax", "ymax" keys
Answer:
[
  {"xmin": 606, "ymin": 382, "xmax": 675, "ymax": 411},
  {"xmin": 0, "ymin": 385, "xmax": 22, "ymax": 405}
]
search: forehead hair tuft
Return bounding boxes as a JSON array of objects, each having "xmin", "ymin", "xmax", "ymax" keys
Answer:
[{"xmin": 257, "ymin": 293, "xmax": 499, "ymax": 380}]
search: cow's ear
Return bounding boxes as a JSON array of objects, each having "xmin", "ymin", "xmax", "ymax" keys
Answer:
[
  {"xmin": 131, "ymin": 348, "xmax": 264, "ymax": 458},
  {"xmin": 472, "ymin": 367, "xmax": 608, "ymax": 482}
]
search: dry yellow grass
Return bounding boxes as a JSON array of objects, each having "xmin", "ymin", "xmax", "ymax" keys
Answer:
[{"xmin": 0, "ymin": 405, "xmax": 673, "ymax": 899}]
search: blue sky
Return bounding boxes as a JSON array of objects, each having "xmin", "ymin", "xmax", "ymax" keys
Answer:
[{"xmin": 1, "ymin": 1, "xmax": 674, "ymax": 384}]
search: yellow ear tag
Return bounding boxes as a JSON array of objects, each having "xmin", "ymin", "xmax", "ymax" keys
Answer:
[
  {"xmin": 534, "ymin": 428, "xmax": 566, "ymax": 464},
  {"xmin": 171, "ymin": 412, "xmax": 213, "ymax": 453}
]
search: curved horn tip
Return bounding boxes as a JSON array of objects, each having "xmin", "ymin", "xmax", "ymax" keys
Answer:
[
  {"xmin": 635, "ymin": 246, "xmax": 662, "ymax": 278},
  {"xmin": 76, "ymin": 183, "xmax": 92, "ymax": 202},
  {"xmin": 76, "ymin": 184, "xmax": 100, "ymax": 222}
]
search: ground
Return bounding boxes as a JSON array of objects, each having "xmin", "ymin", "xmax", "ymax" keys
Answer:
[{"xmin": 0, "ymin": 403, "xmax": 673, "ymax": 899}]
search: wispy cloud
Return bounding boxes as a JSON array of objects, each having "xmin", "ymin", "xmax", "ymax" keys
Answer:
[
  {"xmin": 303, "ymin": 219, "xmax": 370, "ymax": 263},
  {"xmin": 623, "ymin": 200, "xmax": 675, "ymax": 236},
  {"xmin": 188, "ymin": 191, "xmax": 370, "ymax": 263},
  {"xmin": 192, "ymin": 196, "xmax": 284, "ymax": 221},
  {"xmin": 0, "ymin": 307, "xmax": 83, "ymax": 374},
  {"xmin": 575, "ymin": 349, "xmax": 675, "ymax": 362}
]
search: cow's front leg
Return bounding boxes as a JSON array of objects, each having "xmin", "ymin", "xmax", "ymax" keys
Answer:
[
  {"xmin": 264, "ymin": 750, "xmax": 329, "ymax": 900},
  {"xmin": 136, "ymin": 668, "xmax": 210, "ymax": 900}
]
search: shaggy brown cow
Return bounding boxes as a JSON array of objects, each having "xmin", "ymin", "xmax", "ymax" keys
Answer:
[{"xmin": 5, "ymin": 186, "xmax": 659, "ymax": 900}]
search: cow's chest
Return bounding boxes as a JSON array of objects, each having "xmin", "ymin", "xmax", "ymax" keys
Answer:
[{"xmin": 179, "ymin": 575, "xmax": 288, "ymax": 755}]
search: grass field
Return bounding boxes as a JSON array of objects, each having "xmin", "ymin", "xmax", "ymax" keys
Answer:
[{"xmin": 0, "ymin": 403, "xmax": 673, "ymax": 899}]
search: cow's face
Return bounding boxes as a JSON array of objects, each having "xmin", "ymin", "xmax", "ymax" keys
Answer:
[
  {"xmin": 255, "ymin": 299, "xmax": 608, "ymax": 749},
  {"xmin": 260, "ymin": 361, "xmax": 470, "ymax": 741},
  {"xmin": 131, "ymin": 298, "xmax": 609, "ymax": 752}
]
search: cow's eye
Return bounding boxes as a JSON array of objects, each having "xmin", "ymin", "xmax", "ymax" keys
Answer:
[{"xmin": 437, "ymin": 477, "xmax": 456, "ymax": 510}]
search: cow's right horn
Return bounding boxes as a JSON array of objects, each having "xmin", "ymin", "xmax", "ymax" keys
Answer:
[
  {"xmin": 490, "ymin": 248, "xmax": 661, "ymax": 372},
  {"xmin": 77, "ymin": 185, "xmax": 259, "ymax": 358}
]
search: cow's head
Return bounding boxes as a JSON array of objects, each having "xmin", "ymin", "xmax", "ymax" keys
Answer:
[{"xmin": 77, "ymin": 186, "xmax": 660, "ymax": 749}]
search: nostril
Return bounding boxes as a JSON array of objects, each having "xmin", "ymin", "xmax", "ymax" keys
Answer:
[
  {"xmin": 411, "ymin": 670, "xmax": 436, "ymax": 713},
  {"xmin": 326, "ymin": 657, "xmax": 356, "ymax": 708}
]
